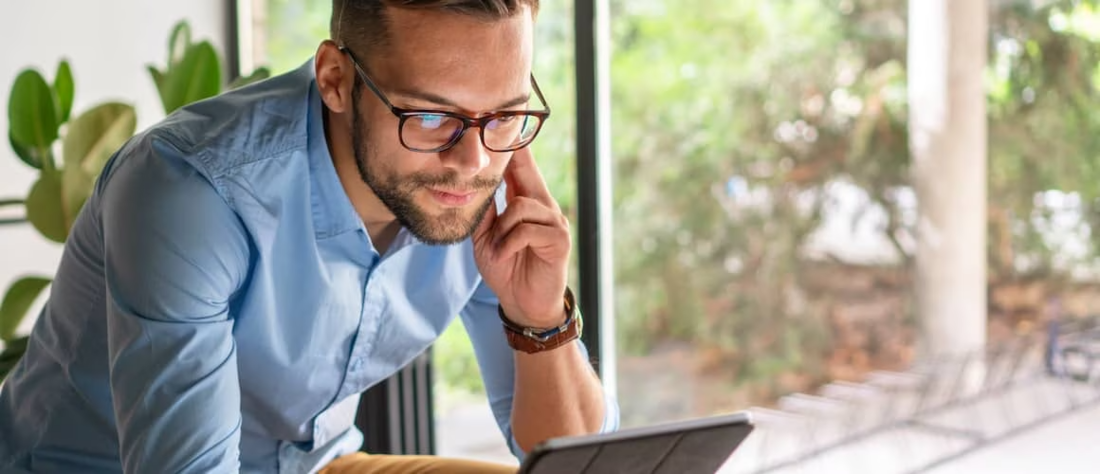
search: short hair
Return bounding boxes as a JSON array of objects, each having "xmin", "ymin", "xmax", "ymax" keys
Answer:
[{"xmin": 331, "ymin": 0, "xmax": 539, "ymax": 58}]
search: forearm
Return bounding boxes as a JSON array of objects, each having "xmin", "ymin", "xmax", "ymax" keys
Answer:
[{"xmin": 511, "ymin": 341, "xmax": 607, "ymax": 453}]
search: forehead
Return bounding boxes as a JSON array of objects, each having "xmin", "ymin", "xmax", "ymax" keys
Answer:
[{"xmin": 370, "ymin": 7, "xmax": 535, "ymax": 110}]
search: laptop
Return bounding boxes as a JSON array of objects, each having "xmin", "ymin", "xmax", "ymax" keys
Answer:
[{"xmin": 517, "ymin": 411, "xmax": 755, "ymax": 474}]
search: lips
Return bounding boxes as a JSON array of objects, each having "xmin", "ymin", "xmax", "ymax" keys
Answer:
[{"xmin": 428, "ymin": 188, "xmax": 477, "ymax": 206}]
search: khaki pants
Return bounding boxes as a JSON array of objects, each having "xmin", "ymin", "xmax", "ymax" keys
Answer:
[{"xmin": 320, "ymin": 452, "xmax": 518, "ymax": 474}]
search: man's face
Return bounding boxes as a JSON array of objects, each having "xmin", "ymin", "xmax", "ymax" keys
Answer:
[{"xmin": 350, "ymin": 7, "xmax": 535, "ymax": 245}]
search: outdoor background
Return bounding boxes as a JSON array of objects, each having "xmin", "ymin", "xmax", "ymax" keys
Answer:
[{"xmin": 2, "ymin": 0, "xmax": 1099, "ymax": 469}]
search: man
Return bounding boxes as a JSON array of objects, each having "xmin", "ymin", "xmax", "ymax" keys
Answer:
[{"xmin": 0, "ymin": 0, "xmax": 619, "ymax": 472}]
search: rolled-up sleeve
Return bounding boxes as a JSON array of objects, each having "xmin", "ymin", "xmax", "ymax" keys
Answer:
[
  {"xmin": 98, "ymin": 134, "xmax": 251, "ymax": 473},
  {"xmin": 459, "ymin": 280, "xmax": 621, "ymax": 461}
]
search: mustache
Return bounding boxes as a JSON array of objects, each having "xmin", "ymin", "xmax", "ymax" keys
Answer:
[{"xmin": 406, "ymin": 171, "xmax": 501, "ymax": 191}]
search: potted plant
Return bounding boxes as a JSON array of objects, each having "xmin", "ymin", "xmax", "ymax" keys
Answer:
[{"xmin": 0, "ymin": 21, "xmax": 269, "ymax": 381}]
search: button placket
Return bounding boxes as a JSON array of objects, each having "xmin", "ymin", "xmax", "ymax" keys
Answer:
[{"xmin": 337, "ymin": 264, "xmax": 387, "ymax": 398}]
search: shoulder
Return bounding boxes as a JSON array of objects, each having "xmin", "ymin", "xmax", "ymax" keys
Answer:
[{"xmin": 140, "ymin": 61, "xmax": 318, "ymax": 180}]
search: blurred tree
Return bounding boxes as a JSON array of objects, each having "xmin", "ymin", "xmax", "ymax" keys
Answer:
[{"xmin": 607, "ymin": 0, "xmax": 1100, "ymax": 396}]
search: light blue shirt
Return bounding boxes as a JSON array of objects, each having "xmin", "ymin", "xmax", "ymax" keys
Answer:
[{"xmin": 0, "ymin": 60, "xmax": 618, "ymax": 474}]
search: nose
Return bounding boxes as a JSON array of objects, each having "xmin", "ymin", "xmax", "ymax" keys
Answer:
[{"xmin": 439, "ymin": 128, "xmax": 492, "ymax": 179}]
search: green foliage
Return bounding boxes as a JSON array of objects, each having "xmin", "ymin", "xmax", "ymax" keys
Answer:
[
  {"xmin": 433, "ymin": 320, "xmax": 486, "ymax": 397},
  {"xmin": 603, "ymin": 0, "xmax": 1100, "ymax": 400},
  {"xmin": 229, "ymin": 67, "xmax": 274, "ymax": 90},
  {"xmin": 264, "ymin": 0, "xmax": 334, "ymax": 75},
  {"xmin": 1, "ymin": 20, "xmax": 267, "ymax": 381},
  {"xmin": 0, "ymin": 337, "xmax": 29, "ymax": 380},
  {"xmin": 608, "ymin": 0, "xmax": 845, "ymax": 364},
  {"xmin": 985, "ymin": 1, "xmax": 1100, "ymax": 274},
  {"xmin": 0, "ymin": 277, "xmax": 51, "ymax": 342},
  {"xmin": 7, "ymin": 70, "xmax": 59, "ymax": 169},
  {"xmin": 149, "ymin": 22, "xmax": 223, "ymax": 114},
  {"xmin": 24, "ymin": 169, "xmax": 67, "ymax": 243},
  {"xmin": 63, "ymin": 103, "xmax": 138, "ymax": 179},
  {"xmin": 53, "ymin": 61, "xmax": 75, "ymax": 124},
  {"xmin": 148, "ymin": 21, "xmax": 271, "ymax": 115}
]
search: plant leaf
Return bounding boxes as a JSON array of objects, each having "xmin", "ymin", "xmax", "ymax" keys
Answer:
[
  {"xmin": 0, "ymin": 277, "xmax": 50, "ymax": 341},
  {"xmin": 62, "ymin": 102, "xmax": 136, "ymax": 176},
  {"xmin": 168, "ymin": 20, "xmax": 192, "ymax": 69},
  {"xmin": 148, "ymin": 64, "xmax": 166, "ymax": 98},
  {"xmin": 160, "ymin": 42, "xmax": 222, "ymax": 114},
  {"xmin": 61, "ymin": 166, "xmax": 93, "ymax": 231},
  {"xmin": 53, "ymin": 60, "xmax": 75, "ymax": 124},
  {"xmin": 9, "ymin": 131, "xmax": 44, "ymax": 169},
  {"xmin": 228, "ymin": 67, "xmax": 271, "ymax": 90},
  {"xmin": 0, "ymin": 335, "xmax": 31, "ymax": 382},
  {"xmin": 7, "ymin": 69, "xmax": 59, "ymax": 153},
  {"xmin": 147, "ymin": 65, "xmax": 171, "ymax": 114},
  {"xmin": 25, "ymin": 170, "xmax": 68, "ymax": 243}
]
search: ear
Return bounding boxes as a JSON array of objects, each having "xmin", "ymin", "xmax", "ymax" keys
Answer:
[{"xmin": 314, "ymin": 40, "xmax": 355, "ymax": 114}]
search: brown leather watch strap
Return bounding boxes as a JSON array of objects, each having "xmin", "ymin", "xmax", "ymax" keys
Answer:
[
  {"xmin": 503, "ymin": 316, "xmax": 581, "ymax": 354},
  {"xmin": 498, "ymin": 287, "xmax": 582, "ymax": 354}
]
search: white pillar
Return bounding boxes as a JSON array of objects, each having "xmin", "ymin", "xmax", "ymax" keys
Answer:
[{"xmin": 908, "ymin": 0, "xmax": 989, "ymax": 357}]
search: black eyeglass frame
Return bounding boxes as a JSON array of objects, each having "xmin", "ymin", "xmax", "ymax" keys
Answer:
[{"xmin": 338, "ymin": 45, "xmax": 552, "ymax": 153}]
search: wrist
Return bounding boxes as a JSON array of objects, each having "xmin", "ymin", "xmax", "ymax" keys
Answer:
[
  {"xmin": 498, "ymin": 287, "xmax": 582, "ymax": 354},
  {"xmin": 499, "ymin": 306, "xmax": 568, "ymax": 330}
]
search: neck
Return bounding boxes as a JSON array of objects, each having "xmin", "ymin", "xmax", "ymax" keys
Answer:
[{"xmin": 323, "ymin": 105, "xmax": 401, "ymax": 253}]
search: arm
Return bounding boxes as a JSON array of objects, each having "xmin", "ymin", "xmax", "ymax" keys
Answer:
[
  {"xmin": 469, "ymin": 147, "xmax": 620, "ymax": 455},
  {"xmin": 461, "ymin": 281, "xmax": 619, "ymax": 458},
  {"xmin": 99, "ymin": 135, "xmax": 251, "ymax": 473},
  {"xmin": 511, "ymin": 326, "xmax": 612, "ymax": 453}
]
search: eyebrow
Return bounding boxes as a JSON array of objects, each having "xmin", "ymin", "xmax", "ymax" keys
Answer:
[{"xmin": 390, "ymin": 88, "xmax": 532, "ymax": 112}]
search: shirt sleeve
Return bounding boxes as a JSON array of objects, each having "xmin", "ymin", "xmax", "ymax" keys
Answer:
[
  {"xmin": 459, "ymin": 280, "xmax": 621, "ymax": 461},
  {"xmin": 98, "ymin": 133, "xmax": 251, "ymax": 473}
]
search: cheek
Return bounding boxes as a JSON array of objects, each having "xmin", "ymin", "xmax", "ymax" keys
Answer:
[
  {"xmin": 374, "ymin": 145, "xmax": 436, "ymax": 183},
  {"xmin": 486, "ymin": 154, "xmax": 511, "ymax": 176}
]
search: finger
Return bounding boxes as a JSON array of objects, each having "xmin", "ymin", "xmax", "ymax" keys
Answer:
[
  {"xmin": 495, "ymin": 222, "xmax": 571, "ymax": 261},
  {"xmin": 492, "ymin": 197, "xmax": 562, "ymax": 246},
  {"xmin": 505, "ymin": 147, "xmax": 556, "ymax": 209},
  {"xmin": 504, "ymin": 168, "xmax": 517, "ymax": 203}
]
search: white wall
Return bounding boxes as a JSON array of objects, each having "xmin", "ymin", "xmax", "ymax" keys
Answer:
[{"xmin": 0, "ymin": 1, "xmax": 228, "ymax": 334}]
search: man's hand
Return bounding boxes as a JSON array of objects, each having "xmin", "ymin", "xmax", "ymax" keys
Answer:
[
  {"xmin": 472, "ymin": 146, "xmax": 571, "ymax": 328},
  {"xmin": 471, "ymin": 147, "xmax": 614, "ymax": 450}
]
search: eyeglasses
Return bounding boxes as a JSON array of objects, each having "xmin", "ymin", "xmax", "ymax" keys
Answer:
[{"xmin": 339, "ymin": 45, "xmax": 551, "ymax": 153}]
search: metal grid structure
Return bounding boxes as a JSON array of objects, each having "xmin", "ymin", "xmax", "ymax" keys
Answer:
[{"xmin": 721, "ymin": 317, "xmax": 1100, "ymax": 474}]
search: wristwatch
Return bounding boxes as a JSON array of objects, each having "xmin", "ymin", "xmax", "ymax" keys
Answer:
[{"xmin": 498, "ymin": 287, "xmax": 582, "ymax": 354}]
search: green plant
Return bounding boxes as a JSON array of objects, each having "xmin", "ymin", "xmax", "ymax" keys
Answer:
[{"xmin": 0, "ymin": 20, "xmax": 269, "ymax": 381}]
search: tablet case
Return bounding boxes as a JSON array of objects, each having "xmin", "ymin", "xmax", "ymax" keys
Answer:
[{"xmin": 518, "ymin": 412, "xmax": 755, "ymax": 474}]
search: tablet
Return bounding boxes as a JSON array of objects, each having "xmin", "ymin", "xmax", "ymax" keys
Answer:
[{"xmin": 517, "ymin": 411, "xmax": 755, "ymax": 474}]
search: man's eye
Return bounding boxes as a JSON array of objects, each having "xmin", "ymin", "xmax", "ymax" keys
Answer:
[
  {"xmin": 487, "ymin": 115, "xmax": 520, "ymax": 130},
  {"xmin": 415, "ymin": 114, "xmax": 446, "ymax": 129}
]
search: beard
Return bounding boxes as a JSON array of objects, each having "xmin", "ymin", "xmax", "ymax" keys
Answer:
[{"xmin": 350, "ymin": 95, "xmax": 500, "ymax": 246}]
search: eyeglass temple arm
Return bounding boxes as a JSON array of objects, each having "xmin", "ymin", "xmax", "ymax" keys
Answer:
[
  {"xmin": 337, "ymin": 44, "xmax": 400, "ymax": 111},
  {"xmin": 530, "ymin": 75, "xmax": 551, "ymax": 113}
]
